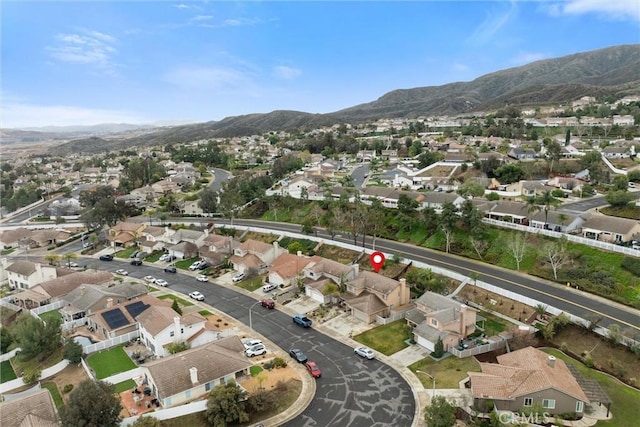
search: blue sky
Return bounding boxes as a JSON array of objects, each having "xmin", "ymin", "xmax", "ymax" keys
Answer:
[{"xmin": 2, "ymin": 1, "xmax": 639, "ymax": 128}]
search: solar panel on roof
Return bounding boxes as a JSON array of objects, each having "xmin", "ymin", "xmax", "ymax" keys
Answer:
[
  {"xmin": 101, "ymin": 308, "xmax": 128, "ymax": 329},
  {"xmin": 125, "ymin": 301, "xmax": 150, "ymax": 318}
]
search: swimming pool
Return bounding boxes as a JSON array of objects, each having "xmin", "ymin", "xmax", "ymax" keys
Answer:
[{"xmin": 73, "ymin": 335, "xmax": 97, "ymax": 346}]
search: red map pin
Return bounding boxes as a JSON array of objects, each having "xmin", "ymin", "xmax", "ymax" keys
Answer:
[{"xmin": 370, "ymin": 251, "xmax": 385, "ymax": 273}]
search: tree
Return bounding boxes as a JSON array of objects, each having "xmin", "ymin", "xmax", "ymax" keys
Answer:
[
  {"xmin": 397, "ymin": 193, "xmax": 419, "ymax": 215},
  {"xmin": 612, "ymin": 175, "xmax": 629, "ymax": 191},
  {"xmin": 59, "ymin": 379, "xmax": 122, "ymax": 427},
  {"xmin": 12, "ymin": 313, "xmax": 61, "ymax": 361},
  {"xmin": 544, "ymin": 140, "xmax": 563, "ymax": 173},
  {"xmin": 424, "ymin": 395, "xmax": 456, "ymax": 427},
  {"xmin": 0, "ymin": 327, "xmax": 13, "ymax": 353},
  {"xmin": 540, "ymin": 236, "xmax": 568, "ymax": 280},
  {"xmin": 439, "ymin": 202, "xmax": 458, "ymax": 253},
  {"xmin": 167, "ymin": 341, "xmax": 190, "ymax": 354},
  {"xmin": 62, "ymin": 252, "xmax": 78, "ymax": 268},
  {"xmin": 131, "ymin": 415, "xmax": 162, "ymax": 427},
  {"xmin": 527, "ymin": 190, "xmax": 560, "ymax": 227},
  {"xmin": 606, "ymin": 190, "xmax": 635, "ymax": 208},
  {"xmin": 457, "ymin": 181, "xmax": 485, "ymax": 198},
  {"xmin": 171, "ymin": 299, "xmax": 183, "ymax": 315},
  {"xmin": 64, "ymin": 339, "xmax": 83, "ymax": 364},
  {"xmin": 432, "ymin": 337, "xmax": 444, "ymax": 358},
  {"xmin": 198, "ymin": 187, "xmax": 218, "ymax": 213},
  {"xmin": 507, "ymin": 233, "xmax": 527, "ymax": 271},
  {"xmin": 206, "ymin": 381, "xmax": 249, "ymax": 427},
  {"xmin": 44, "ymin": 252, "xmax": 61, "ymax": 266}
]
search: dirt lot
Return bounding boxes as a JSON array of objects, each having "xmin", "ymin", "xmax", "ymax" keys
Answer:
[
  {"xmin": 239, "ymin": 365, "xmax": 301, "ymax": 394},
  {"xmin": 456, "ymin": 284, "xmax": 537, "ymax": 324},
  {"xmin": 46, "ymin": 363, "xmax": 91, "ymax": 404}
]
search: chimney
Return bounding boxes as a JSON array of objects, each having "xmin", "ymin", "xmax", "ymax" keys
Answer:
[
  {"xmin": 399, "ymin": 278, "xmax": 407, "ymax": 305},
  {"xmin": 297, "ymin": 250, "xmax": 303, "ymax": 257},
  {"xmin": 174, "ymin": 316, "xmax": 181, "ymax": 340},
  {"xmin": 459, "ymin": 305, "xmax": 466, "ymax": 336},
  {"xmin": 106, "ymin": 298, "xmax": 113, "ymax": 308},
  {"xmin": 547, "ymin": 355, "xmax": 556, "ymax": 368},
  {"xmin": 189, "ymin": 367, "xmax": 198, "ymax": 385}
]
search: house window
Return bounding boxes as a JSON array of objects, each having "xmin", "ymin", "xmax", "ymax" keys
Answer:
[
  {"xmin": 542, "ymin": 399, "xmax": 556, "ymax": 409},
  {"xmin": 205, "ymin": 382, "xmax": 212, "ymax": 391},
  {"xmin": 430, "ymin": 319, "xmax": 438, "ymax": 326},
  {"xmin": 170, "ymin": 331, "xmax": 174, "ymax": 337},
  {"xmin": 181, "ymin": 328, "xmax": 184, "ymax": 333},
  {"xmin": 576, "ymin": 401, "xmax": 584, "ymax": 413},
  {"xmin": 523, "ymin": 397, "xmax": 533, "ymax": 407}
]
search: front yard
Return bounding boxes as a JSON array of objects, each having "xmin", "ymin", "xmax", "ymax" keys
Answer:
[
  {"xmin": 86, "ymin": 345, "xmax": 137, "ymax": 379},
  {"xmin": 0, "ymin": 360, "xmax": 17, "ymax": 383},
  {"xmin": 409, "ymin": 356, "xmax": 481, "ymax": 389},
  {"xmin": 353, "ymin": 319, "xmax": 412, "ymax": 356}
]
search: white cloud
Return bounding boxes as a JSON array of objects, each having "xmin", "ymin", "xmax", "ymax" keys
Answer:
[
  {"xmin": 468, "ymin": 1, "xmax": 517, "ymax": 45},
  {"xmin": 511, "ymin": 51, "xmax": 548, "ymax": 65},
  {"xmin": 192, "ymin": 15, "xmax": 214, "ymax": 22},
  {"xmin": 273, "ymin": 65, "xmax": 302, "ymax": 80},
  {"xmin": 1, "ymin": 102, "xmax": 147, "ymax": 128},
  {"xmin": 173, "ymin": 4, "xmax": 191, "ymax": 9},
  {"xmin": 163, "ymin": 65, "xmax": 253, "ymax": 91},
  {"xmin": 551, "ymin": 0, "xmax": 640, "ymax": 21},
  {"xmin": 47, "ymin": 29, "xmax": 118, "ymax": 71}
]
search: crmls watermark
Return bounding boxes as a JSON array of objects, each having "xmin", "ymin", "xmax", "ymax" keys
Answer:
[{"xmin": 498, "ymin": 411, "xmax": 551, "ymax": 425}]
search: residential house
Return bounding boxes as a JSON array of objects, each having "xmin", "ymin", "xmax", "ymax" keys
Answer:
[
  {"xmin": 162, "ymin": 227, "xmax": 207, "ymax": 246},
  {"xmin": 304, "ymin": 258, "xmax": 359, "ymax": 304},
  {"xmin": 529, "ymin": 211, "xmax": 584, "ymax": 233},
  {"xmin": 140, "ymin": 336, "xmax": 252, "ymax": 408},
  {"xmin": 139, "ymin": 226, "xmax": 166, "ymax": 254},
  {"xmin": 342, "ymin": 273, "xmax": 411, "ymax": 324},
  {"xmin": 5, "ymin": 260, "xmax": 57, "ymax": 290},
  {"xmin": 107, "ymin": 222, "xmax": 147, "ymax": 249},
  {"xmin": 420, "ymin": 192, "xmax": 466, "ymax": 211},
  {"xmin": 12, "ymin": 270, "xmax": 113, "ymax": 309},
  {"xmin": 507, "ymin": 148, "xmax": 537, "ymax": 161},
  {"xmin": 602, "ymin": 145, "xmax": 630, "ymax": 159},
  {"xmin": 182, "ymin": 200, "xmax": 204, "ymax": 216},
  {"xmin": 267, "ymin": 252, "xmax": 320, "ymax": 288},
  {"xmin": 0, "ymin": 227, "xmax": 35, "ymax": 250},
  {"xmin": 468, "ymin": 346, "xmax": 589, "ymax": 417},
  {"xmin": 167, "ymin": 241, "xmax": 199, "ymax": 260},
  {"xmin": 151, "ymin": 179, "xmax": 181, "ymax": 195},
  {"xmin": 612, "ymin": 115, "xmax": 635, "ymax": 126},
  {"xmin": 59, "ymin": 282, "xmax": 147, "ymax": 321},
  {"xmin": 229, "ymin": 240, "xmax": 285, "ymax": 274},
  {"xmin": 86, "ymin": 295, "xmax": 167, "ymax": 340},
  {"xmin": 480, "ymin": 201, "xmax": 531, "ymax": 225},
  {"xmin": 137, "ymin": 306, "xmax": 217, "ymax": 357},
  {"xmin": 406, "ymin": 292, "xmax": 477, "ymax": 352},
  {"xmin": 0, "ymin": 388, "xmax": 59, "ymax": 427},
  {"xmin": 581, "ymin": 215, "xmax": 640, "ymax": 244},
  {"xmin": 199, "ymin": 233, "xmax": 237, "ymax": 267}
]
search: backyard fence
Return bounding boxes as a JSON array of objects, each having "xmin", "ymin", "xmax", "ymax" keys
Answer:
[
  {"xmin": 121, "ymin": 400, "xmax": 208, "ymax": 426},
  {"xmin": 448, "ymin": 338, "xmax": 508, "ymax": 358},
  {"xmin": 0, "ymin": 359, "xmax": 68, "ymax": 394},
  {"xmin": 83, "ymin": 330, "xmax": 140, "ymax": 354}
]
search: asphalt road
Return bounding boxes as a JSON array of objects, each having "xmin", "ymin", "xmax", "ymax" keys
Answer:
[
  {"xmin": 88, "ymin": 258, "xmax": 416, "ymax": 427},
  {"xmin": 560, "ymin": 190, "xmax": 640, "ymax": 213},
  {"xmin": 223, "ymin": 219, "xmax": 640, "ymax": 332}
]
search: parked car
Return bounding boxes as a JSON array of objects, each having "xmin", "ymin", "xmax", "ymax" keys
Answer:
[
  {"xmin": 232, "ymin": 272, "xmax": 246, "ymax": 283},
  {"xmin": 143, "ymin": 276, "xmax": 156, "ymax": 283},
  {"xmin": 189, "ymin": 260, "xmax": 203, "ymax": 271},
  {"xmin": 115, "ymin": 269, "xmax": 129, "ymax": 276},
  {"xmin": 164, "ymin": 266, "xmax": 177, "ymax": 273},
  {"xmin": 67, "ymin": 262, "xmax": 79, "ymax": 268},
  {"xmin": 99, "ymin": 254, "xmax": 113, "ymax": 261},
  {"xmin": 260, "ymin": 299, "xmax": 275, "ymax": 309},
  {"xmin": 245, "ymin": 344, "xmax": 267, "ymax": 357},
  {"xmin": 262, "ymin": 283, "xmax": 278, "ymax": 293},
  {"xmin": 189, "ymin": 291, "xmax": 205, "ymax": 301},
  {"xmin": 289, "ymin": 348, "xmax": 307, "ymax": 363},
  {"xmin": 82, "ymin": 241, "xmax": 93, "ymax": 248},
  {"xmin": 155, "ymin": 279, "xmax": 168, "ymax": 287},
  {"xmin": 197, "ymin": 261, "xmax": 211, "ymax": 270},
  {"xmin": 130, "ymin": 259, "xmax": 143, "ymax": 266},
  {"xmin": 196, "ymin": 275, "xmax": 208, "ymax": 282},
  {"xmin": 159, "ymin": 253, "xmax": 175, "ymax": 262},
  {"xmin": 242, "ymin": 338, "xmax": 263, "ymax": 350},
  {"xmin": 129, "ymin": 251, "xmax": 140, "ymax": 259},
  {"xmin": 292, "ymin": 314, "xmax": 312, "ymax": 328},
  {"xmin": 305, "ymin": 361, "xmax": 322, "ymax": 378},
  {"xmin": 354, "ymin": 346, "xmax": 376, "ymax": 360}
]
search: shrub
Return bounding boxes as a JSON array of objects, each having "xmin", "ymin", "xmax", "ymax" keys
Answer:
[
  {"xmin": 621, "ymin": 257, "xmax": 640, "ymax": 277},
  {"xmin": 63, "ymin": 384, "xmax": 74, "ymax": 393},
  {"xmin": 23, "ymin": 368, "xmax": 41, "ymax": 384},
  {"xmin": 273, "ymin": 357, "xmax": 287, "ymax": 368},
  {"xmin": 583, "ymin": 355, "xmax": 594, "ymax": 368}
]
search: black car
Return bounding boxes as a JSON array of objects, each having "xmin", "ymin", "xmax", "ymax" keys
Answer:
[
  {"xmin": 130, "ymin": 259, "xmax": 143, "ymax": 266},
  {"xmin": 164, "ymin": 266, "xmax": 177, "ymax": 273},
  {"xmin": 99, "ymin": 254, "xmax": 113, "ymax": 261},
  {"xmin": 289, "ymin": 348, "xmax": 307, "ymax": 363},
  {"xmin": 197, "ymin": 261, "xmax": 211, "ymax": 270}
]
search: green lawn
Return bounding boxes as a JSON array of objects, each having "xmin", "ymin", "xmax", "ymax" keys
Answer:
[
  {"xmin": 175, "ymin": 257, "xmax": 200, "ymax": 270},
  {"xmin": 87, "ymin": 345, "xmax": 137, "ymax": 379},
  {"xmin": 477, "ymin": 311, "xmax": 508, "ymax": 336},
  {"xmin": 39, "ymin": 309, "xmax": 62, "ymax": 324},
  {"xmin": 157, "ymin": 294, "xmax": 194, "ymax": 306},
  {"xmin": 115, "ymin": 246, "xmax": 139, "ymax": 259},
  {"xmin": 250, "ymin": 365, "xmax": 264, "ymax": 376},
  {"xmin": 409, "ymin": 356, "xmax": 481, "ymax": 389},
  {"xmin": 42, "ymin": 381, "xmax": 63, "ymax": 407},
  {"xmin": 0, "ymin": 360, "xmax": 17, "ymax": 383},
  {"xmin": 235, "ymin": 274, "xmax": 266, "ymax": 292},
  {"xmin": 542, "ymin": 348, "xmax": 640, "ymax": 427},
  {"xmin": 198, "ymin": 310, "xmax": 213, "ymax": 316},
  {"xmin": 145, "ymin": 251, "xmax": 163, "ymax": 262},
  {"xmin": 113, "ymin": 378, "xmax": 137, "ymax": 393},
  {"xmin": 353, "ymin": 320, "xmax": 412, "ymax": 356}
]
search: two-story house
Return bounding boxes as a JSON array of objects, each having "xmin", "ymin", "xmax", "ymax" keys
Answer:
[
  {"xmin": 229, "ymin": 240, "xmax": 285, "ymax": 274},
  {"xmin": 5, "ymin": 261, "xmax": 57, "ymax": 290},
  {"xmin": 198, "ymin": 233, "xmax": 237, "ymax": 267},
  {"xmin": 342, "ymin": 273, "xmax": 411, "ymax": 324},
  {"xmin": 107, "ymin": 222, "xmax": 147, "ymax": 249},
  {"xmin": 406, "ymin": 291, "xmax": 477, "ymax": 352},
  {"xmin": 267, "ymin": 252, "xmax": 320, "ymax": 288},
  {"xmin": 303, "ymin": 258, "xmax": 359, "ymax": 304},
  {"xmin": 59, "ymin": 282, "xmax": 147, "ymax": 321},
  {"xmin": 86, "ymin": 295, "xmax": 164, "ymax": 340}
]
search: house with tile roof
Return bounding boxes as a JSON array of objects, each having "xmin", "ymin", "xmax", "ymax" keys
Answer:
[
  {"xmin": 581, "ymin": 214, "xmax": 640, "ymax": 244},
  {"xmin": 107, "ymin": 221, "xmax": 147, "ymax": 249},
  {"xmin": 140, "ymin": 336, "xmax": 252, "ymax": 408},
  {"xmin": 0, "ymin": 388, "xmax": 58, "ymax": 427},
  {"xmin": 0, "ymin": 227, "xmax": 33, "ymax": 249},
  {"xmin": 303, "ymin": 258, "xmax": 359, "ymax": 304},
  {"xmin": 229, "ymin": 239, "xmax": 285, "ymax": 274},
  {"xmin": 137, "ymin": 306, "xmax": 216, "ymax": 357},
  {"xmin": 406, "ymin": 292, "xmax": 477, "ymax": 353},
  {"xmin": 468, "ymin": 346, "xmax": 589, "ymax": 417},
  {"xmin": 267, "ymin": 252, "xmax": 320, "ymax": 288},
  {"xmin": 342, "ymin": 273, "xmax": 411, "ymax": 324},
  {"xmin": 59, "ymin": 282, "xmax": 147, "ymax": 321},
  {"xmin": 5, "ymin": 260, "xmax": 57, "ymax": 290}
]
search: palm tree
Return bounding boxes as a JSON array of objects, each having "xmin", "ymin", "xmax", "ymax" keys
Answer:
[
  {"xmin": 526, "ymin": 190, "xmax": 560, "ymax": 228},
  {"xmin": 44, "ymin": 253, "xmax": 61, "ymax": 266},
  {"xmin": 62, "ymin": 253, "xmax": 78, "ymax": 268}
]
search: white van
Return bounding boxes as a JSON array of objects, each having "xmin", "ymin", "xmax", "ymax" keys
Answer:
[{"xmin": 262, "ymin": 283, "xmax": 278, "ymax": 293}]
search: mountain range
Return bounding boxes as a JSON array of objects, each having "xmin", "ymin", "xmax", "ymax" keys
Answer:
[{"xmin": 48, "ymin": 44, "xmax": 640, "ymax": 154}]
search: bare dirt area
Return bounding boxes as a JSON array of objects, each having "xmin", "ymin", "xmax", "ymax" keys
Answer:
[
  {"xmin": 457, "ymin": 284, "xmax": 537, "ymax": 324},
  {"xmin": 315, "ymin": 245, "xmax": 361, "ymax": 264},
  {"xmin": 47, "ymin": 363, "xmax": 90, "ymax": 404},
  {"xmin": 242, "ymin": 232, "xmax": 280, "ymax": 243},
  {"xmin": 238, "ymin": 365, "xmax": 301, "ymax": 394}
]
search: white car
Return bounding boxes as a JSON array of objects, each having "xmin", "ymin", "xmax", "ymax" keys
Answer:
[
  {"xmin": 232, "ymin": 272, "xmax": 246, "ymax": 283},
  {"xmin": 143, "ymin": 276, "xmax": 156, "ymax": 283},
  {"xmin": 354, "ymin": 346, "xmax": 376, "ymax": 360},
  {"xmin": 115, "ymin": 269, "xmax": 129, "ymax": 276},
  {"xmin": 189, "ymin": 261, "xmax": 203, "ymax": 271},
  {"xmin": 155, "ymin": 279, "xmax": 168, "ymax": 287},
  {"xmin": 241, "ymin": 338, "xmax": 263, "ymax": 350},
  {"xmin": 189, "ymin": 291, "xmax": 205, "ymax": 301},
  {"xmin": 245, "ymin": 344, "xmax": 267, "ymax": 357},
  {"xmin": 262, "ymin": 283, "xmax": 277, "ymax": 293},
  {"xmin": 67, "ymin": 262, "xmax": 79, "ymax": 267},
  {"xmin": 196, "ymin": 275, "xmax": 209, "ymax": 282}
]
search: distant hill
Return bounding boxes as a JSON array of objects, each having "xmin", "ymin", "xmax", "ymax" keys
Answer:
[{"xmin": 50, "ymin": 44, "xmax": 640, "ymax": 154}]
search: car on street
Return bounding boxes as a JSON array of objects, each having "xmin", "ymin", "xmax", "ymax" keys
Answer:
[
  {"xmin": 305, "ymin": 361, "xmax": 322, "ymax": 378},
  {"xmin": 292, "ymin": 314, "xmax": 312, "ymax": 328},
  {"xmin": 99, "ymin": 254, "xmax": 113, "ymax": 261},
  {"xmin": 164, "ymin": 266, "xmax": 177, "ymax": 273},
  {"xmin": 354, "ymin": 346, "xmax": 376, "ymax": 360},
  {"xmin": 245, "ymin": 344, "xmax": 267, "ymax": 357},
  {"xmin": 232, "ymin": 272, "xmax": 246, "ymax": 283},
  {"xmin": 260, "ymin": 299, "xmax": 275, "ymax": 309},
  {"xmin": 189, "ymin": 291, "xmax": 205, "ymax": 301},
  {"xmin": 289, "ymin": 348, "xmax": 308, "ymax": 363},
  {"xmin": 242, "ymin": 338, "xmax": 263, "ymax": 350},
  {"xmin": 130, "ymin": 259, "xmax": 143, "ymax": 266},
  {"xmin": 143, "ymin": 276, "xmax": 157, "ymax": 283},
  {"xmin": 262, "ymin": 283, "xmax": 278, "ymax": 293},
  {"xmin": 155, "ymin": 279, "xmax": 168, "ymax": 287},
  {"xmin": 115, "ymin": 269, "xmax": 129, "ymax": 276},
  {"xmin": 67, "ymin": 262, "xmax": 79, "ymax": 268},
  {"xmin": 82, "ymin": 241, "xmax": 93, "ymax": 248},
  {"xmin": 196, "ymin": 275, "xmax": 208, "ymax": 282}
]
